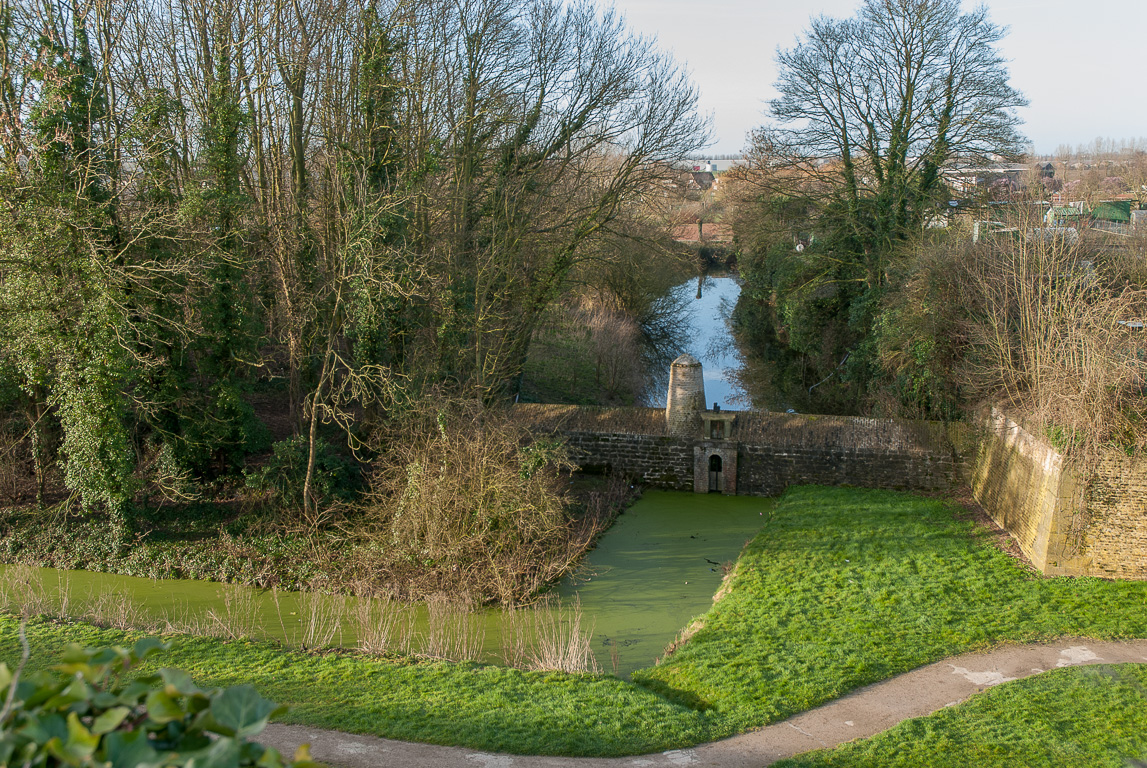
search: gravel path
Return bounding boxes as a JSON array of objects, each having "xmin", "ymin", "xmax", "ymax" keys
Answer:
[{"xmin": 261, "ymin": 638, "xmax": 1147, "ymax": 768}]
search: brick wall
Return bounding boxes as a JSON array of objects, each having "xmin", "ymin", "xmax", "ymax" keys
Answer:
[
  {"xmin": 560, "ymin": 431, "xmax": 695, "ymax": 491},
  {"xmin": 969, "ymin": 409, "xmax": 1147, "ymax": 579}
]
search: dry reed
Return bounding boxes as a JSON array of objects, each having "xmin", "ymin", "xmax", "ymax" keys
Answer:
[
  {"xmin": 495, "ymin": 595, "xmax": 601, "ymax": 674},
  {"xmin": 420, "ymin": 595, "xmax": 485, "ymax": 662},
  {"xmin": 205, "ymin": 583, "xmax": 262, "ymax": 640},
  {"xmin": 0, "ymin": 564, "xmax": 64, "ymax": 618},
  {"xmin": 354, "ymin": 595, "xmax": 415, "ymax": 656},
  {"xmin": 525, "ymin": 595, "xmax": 599, "ymax": 674},
  {"xmin": 299, "ymin": 592, "xmax": 346, "ymax": 649},
  {"xmin": 81, "ymin": 587, "xmax": 145, "ymax": 631}
]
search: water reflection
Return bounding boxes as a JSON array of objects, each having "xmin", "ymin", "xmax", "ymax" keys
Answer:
[{"xmin": 647, "ymin": 273, "xmax": 747, "ymax": 409}]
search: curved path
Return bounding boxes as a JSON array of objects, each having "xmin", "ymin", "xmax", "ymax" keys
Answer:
[{"xmin": 261, "ymin": 638, "xmax": 1147, "ymax": 768}]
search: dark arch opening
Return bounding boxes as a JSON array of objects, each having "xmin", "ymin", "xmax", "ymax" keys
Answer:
[{"xmin": 708, "ymin": 454, "xmax": 723, "ymax": 493}]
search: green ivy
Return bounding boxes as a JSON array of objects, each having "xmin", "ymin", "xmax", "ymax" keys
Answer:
[{"xmin": 0, "ymin": 635, "xmax": 321, "ymax": 767}]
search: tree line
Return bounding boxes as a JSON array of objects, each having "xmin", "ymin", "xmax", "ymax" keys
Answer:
[
  {"xmin": 0, "ymin": 0, "xmax": 706, "ymax": 534},
  {"xmin": 727, "ymin": 0, "xmax": 1146, "ymax": 455}
]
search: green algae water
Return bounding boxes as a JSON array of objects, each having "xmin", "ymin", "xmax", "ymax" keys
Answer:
[
  {"xmin": 557, "ymin": 490, "xmax": 771, "ymax": 675},
  {"xmin": 1, "ymin": 491, "xmax": 770, "ymax": 677}
]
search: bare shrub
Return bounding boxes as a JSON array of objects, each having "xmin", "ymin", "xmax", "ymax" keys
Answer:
[
  {"xmin": 581, "ymin": 301, "xmax": 646, "ymax": 402},
  {"xmin": 354, "ymin": 595, "xmax": 416, "ymax": 656},
  {"xmin": 420, "ymin": 595, "xmax": 485, "ymax": 662},
  {"xmin": 364, "ymin": 404, "xmax": 599, "ymax": 603},
  {"xmin": 525, "ymin": 595, "xmax": 599, "ymax": 674},
  {"xmin": 205, "ymin": 584, "xmax": 262, "ymax": 640},
  {"xmin": 952, "ymin": 213, "xmax": 1147, "ymax": 458}
]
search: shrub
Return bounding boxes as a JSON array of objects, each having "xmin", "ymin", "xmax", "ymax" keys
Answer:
[
  {"xmin": 246, "ymin": 436, "xmax": 361, "ymax": 512},
  {"xmin": 0, "ymin": 631, "xmax": 319, "ymax": 767},
  {"xmin": 365, "ymin": 405, "xmax": 600, "ymax": 603}
]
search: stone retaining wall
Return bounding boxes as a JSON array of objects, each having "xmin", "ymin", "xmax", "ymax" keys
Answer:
[
  {"xmin": 517, "ymin": 404, "xmax": 1147, "ymax": 580},
  {"xmin": 542, "ymin": 408, "xmax": 960, "ymax": 497},
  {"xmin": 970, "ymin": 410, "xmax": 1147, "ymax": 578},
  {"xmin": 560, "ymin": 431, "xmax": 694, "ymax": 491},
  {"xmin": 737, "ymin": 444, "xmax": 957, "ymax": 496}
]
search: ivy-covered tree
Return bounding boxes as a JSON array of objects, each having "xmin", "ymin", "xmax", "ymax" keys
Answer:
[
  {"xmin": 0, "ymin": 1, "xmax": 138, "ymax": 537},
  {"xmin": 176, "ymin": 9, "xmax": 267, "ymax": 475}
]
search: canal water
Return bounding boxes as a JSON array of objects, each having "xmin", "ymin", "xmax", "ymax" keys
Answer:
[
  {"xmin": 1, "ymin": 492, "xmax": 770, "ymax": 678},
  {"xmin": 649, "ymin": 274, "xmax": 746, "ymax": 410},
  {"xmin": 555, "ymin": 490, "xmax": 769, "ymax": 675}
]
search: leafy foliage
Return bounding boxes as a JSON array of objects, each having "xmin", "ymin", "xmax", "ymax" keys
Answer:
[
  {"xmin": 0, "ymin": 634, "xmax": 319, "ymax": 767},
  {"xmin": 245, "ymin": 436, "xmax": 361, "ymax": 512}
]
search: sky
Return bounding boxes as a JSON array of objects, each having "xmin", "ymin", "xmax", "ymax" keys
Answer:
[{"xmin": 605, "ymin": 0, "xmax": 1147, "ymax": 157}]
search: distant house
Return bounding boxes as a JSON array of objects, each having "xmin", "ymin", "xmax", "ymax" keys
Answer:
[
  {"xmin": 943, "ymin": 163, "xmax": 1030, "ymax": 195},
  {"xmin": 688, "ymin": 171, "xmax": 716, "ymax": 191}
]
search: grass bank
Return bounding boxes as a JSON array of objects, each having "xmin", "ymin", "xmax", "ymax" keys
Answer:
[
  {"xmin": 634, "ymin": 485, "xmax": 1147, "ymax": 733},
  {"xmin": 0, "ymin": 616, "xmax": 714, "ymax": 757},
  {"xmin": 4, "ymin": 485, "xmax": 1147, "ymax": 757},
  {"xmin": 775, "ymin": 664, "xmax": 1147, "ymax": 767}
]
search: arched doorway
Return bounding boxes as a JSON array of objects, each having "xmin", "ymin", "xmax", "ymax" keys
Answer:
[{"xmin": 708, "ymin": 454, "xmax": 723, "ymax": 493}]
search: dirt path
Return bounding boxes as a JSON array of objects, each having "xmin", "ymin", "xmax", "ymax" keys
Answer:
[{"xmin": 261, "ymin": 638, "xmax": 1147, "ymax": 768}]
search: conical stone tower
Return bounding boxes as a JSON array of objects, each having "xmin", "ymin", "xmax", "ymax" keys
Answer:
[{"xmin": 665, "ymin": 354, "xmax": 705, "ymax": 437}]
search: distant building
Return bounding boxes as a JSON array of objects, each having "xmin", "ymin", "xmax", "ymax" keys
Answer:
[
  {"xmin": 1045, "ymin": 206, "xmax": 1086, "ymax": 227},
  {"xmin": 943, "ymin": 163, "xmax": 1030, "ymax": 195},
  {"xmin": 688, "ymin": 171, "xmax": 716, "ymax": 191},
  {"xmin": 1092, "ymin": 200, "xmax": 1133, "ymax": 224}
]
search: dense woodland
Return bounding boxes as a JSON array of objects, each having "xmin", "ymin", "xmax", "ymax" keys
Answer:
[{"xmin": 0, "ymin": 0, "xmax": 705, "ymax": 585}]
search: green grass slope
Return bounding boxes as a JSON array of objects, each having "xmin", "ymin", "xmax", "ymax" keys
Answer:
[
  {"xmin": 4, "ymin": 485, "xmax": 1147, "ymax": 757},
  {"xmin": 635, "ymin": 485, "xmax": 1147, "ymax": 734},
  {"xmin": 0, "ymin": 617, "xmax": 714, "ymax": 757},
  {"xmin": 776, "ymin": 664, "xmax": 1147, "ymax": 767}
]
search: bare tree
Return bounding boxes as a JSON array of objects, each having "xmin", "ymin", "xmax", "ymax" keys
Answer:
[{"xmin": 762, "ymin": 0, "xmax": 1027, "ymax": 280}]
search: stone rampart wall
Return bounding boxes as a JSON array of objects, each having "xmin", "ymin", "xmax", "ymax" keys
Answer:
[
  {"xmin": 560, "ymin": 432, "xmax": 695, "ymax": 491},
  {"xmin": 518, "ymin": 404, "xmax": 1147, "ymax": 580},
  {"xmin": 547, "ymin": 412, "xmax": 959, "ymax": 497},
  {"xmin": 970, "ymin": 410, "xmax": 1147, "ymax": 579},
  {"xmin": 737, "ymin": 444, "xmax": 957, "ymax": 496}
]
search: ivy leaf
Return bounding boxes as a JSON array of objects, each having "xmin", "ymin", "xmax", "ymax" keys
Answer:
[
  {"xmin": 133, "ymin": 637, "xmax": 168, "ymax": 660},
  {"xmin": 91, "ymin": 705, "xmax": 131, "ymax": 734},
  {"xmin": 101, "ymin": 729, "xmax": 161, "ymax": 768},
  {"xmin": 160, "ymin": 668, "xmax": 202, "ymax": 696},
  {"xmin": 44, "ymin": 676, "xmax": 92, "ymax": 710},
  {"xmin": 45, "ymin": 712, "xmax": 99, "ymax": 765},
  {"xmin": 146, "ymin": 689, "xmax": 185, "ymax": 723},
  {"xmin": 182, "ymin": 734, "xmax": 241, "ymax": 768},
  {"xmin": 206, "ymin": 686, "xmax": 283, "ymax": 739}
]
